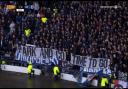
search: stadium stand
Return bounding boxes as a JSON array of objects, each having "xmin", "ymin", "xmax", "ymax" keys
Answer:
[{"xmin": 0, "ymin": 1, "xmax": 128, "ymax": 80}]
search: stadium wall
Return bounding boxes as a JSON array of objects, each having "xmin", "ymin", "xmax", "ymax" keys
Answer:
[{"xmin": 1, "ymin": 64, "xmax": 41, "ymax": 75}]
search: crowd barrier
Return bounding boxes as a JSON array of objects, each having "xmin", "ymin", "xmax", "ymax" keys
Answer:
[{"xmin": 1, "ymin": 64, "xmax": 41, "ymax": 75}]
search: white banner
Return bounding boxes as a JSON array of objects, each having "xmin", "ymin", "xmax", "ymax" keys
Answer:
[
  {"xmin": 71, "ymin": 53, "xmax": 110, "ymax": 68},
  {"xmin": 70, "ymin": 53, "xmax": 111, "ymax": 74},
  {"xmin": 15, "ymin": 45, "xmax": 66, "ymax": 65}
]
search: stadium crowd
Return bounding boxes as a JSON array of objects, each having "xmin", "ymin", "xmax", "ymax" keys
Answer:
[{"xmin": 0, "ymin": 1, "xmax": 128, "ymax": 73}]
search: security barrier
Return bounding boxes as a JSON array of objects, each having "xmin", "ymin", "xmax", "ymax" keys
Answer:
[{"xmin": 1, "ymin": 64, "xmax": 41, "ymax": 75}]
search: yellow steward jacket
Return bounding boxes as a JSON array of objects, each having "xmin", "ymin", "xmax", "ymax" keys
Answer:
[
  {"xmin": 101, "ymin": 77, "xmax": 108, "ymax": 87},
  {"xmin": 25, "ymin": 29, "xmax": 31, "ymax": 37},
  {"xmin": 27, "ymin": 64, "xmax": 33, "ymax": 73},
  {"xmin": 53, "ymin": 66, "xmax": 60, "ymax": 76}
]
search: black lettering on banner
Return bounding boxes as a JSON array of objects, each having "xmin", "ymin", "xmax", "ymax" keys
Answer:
[
  {"xmin": 99, "ymin": 58, "xmax": 104, "ymax": 67},
  {"xmin": 56, "ymin": 50, "xmax": 61, "ymax": 60},
  {"xmin": 80, "ymin": 56, "xmax": 85, "ymax": 66},
  {"xmin": 40, "ymin": 48, "xmax": 46, "ymax": 59},
  {"xmin": 27, "ymin": 47, "xmax": 31, "ymax": 56},
  {"xmin": 92, "ymin": 58, "xmax": 97, "ymax": 67},
  {"xmin": 48, "ymin": 58, "xmax": 51, "ymax": 63},
  {"xmin": 82, "ymin": 56, "xmax": 86, "ymax": 67},
  {"xmin": 59, "ymin": 51, "xmax": 63, "ymax": 60},
  {"xmin": 79, "ymin": 56, "xmax": 83, "ymax": 66},
  {"xmin": 76, "ymin": 55, "xmax": 80, "ymax": 66},
  {"xmin": 72, "ymin": 54, "xmax": 76, "ymax": 64},
  {"xmin": 50, "ymin": 48, "xmax": 53, "ymax": 58},
  {"xmin": 80, "ymin": 56, "xmax": 83, "ymax": 66},
  {"xmin": 101, "ymin": 59, "xmax": 108, "ymax": 68},
  {"xmin": 45, "ymin": 48, "xmax": 49, "ymax": 58},
  {"xmin": 47, "ymin": 48, "xmax": 51, "ymax": 58},
  {"xmin": 27, "ymin": 47, "xmax": 32, "ymax": 56},
  {"xmin": 89, "ymin": 57, "xmax": 92, "ymax": 67},
  {"xmin": 104, "ymin": 59, "xmax": 108, "ymax": 68},
  {"xmin": 23, "ymin": 46, "xmax": 27, "ymax": 56},
  {"xmin": 56, "ymin": 51, "xmax": 59, "ymax": 60},
  {"xmin": 43, "ymin": 48, "xmax": 47, "ymax": 58},
  {"xmin": 31, "ymin": 47, "xmax": 36, "ymax": 57},
  {"xmin": 29, "ymin": 47, "xmax": 32, "ymax": 56}
]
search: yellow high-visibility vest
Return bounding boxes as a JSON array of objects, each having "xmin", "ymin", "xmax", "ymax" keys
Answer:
[
  {"xmin": 27, "ymin": 64, "xmax": 33, "ymax": 73},
  {"xmin": 101, "ymin": 78, "xmax": 108, "ymax": 87},
  {"xmin": 53, "ymin": 66, "xmax": 60, "ymax": 76},
  {"xmin": 41, "ymin": 17, "xmax": 47, "ymax": 23},
  {"xmin": 25, "ymin": 29, "xmax": 31, "ymax": 37}
]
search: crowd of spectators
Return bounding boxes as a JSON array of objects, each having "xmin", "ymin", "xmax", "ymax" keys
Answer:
[{"xmin": 0, "ymin": 1, "xmax": 128, "ymax": 73}]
